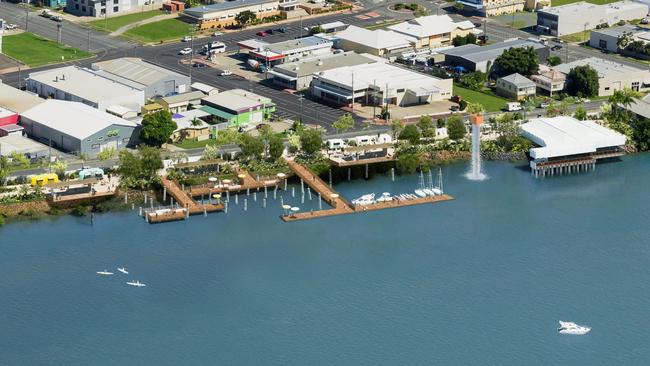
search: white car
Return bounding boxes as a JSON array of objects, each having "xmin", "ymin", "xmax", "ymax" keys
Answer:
[
  {"xmin": 178, "ymin": 48, "xmax": 193, "ymax": 55},
  {"xmin": 5, "ymin": 23, "xmax": 18, "ymax": 30},
  {"xmin": 181, "ymin": 36, "xmax": 192, "ymax": 42},
  {"xmin": 220, "ymin": 70, "xmax": 233, "ymax": 76},
  {"xmin": 213, "ymin": 31, "xmax": 223, "ymax": 37}
]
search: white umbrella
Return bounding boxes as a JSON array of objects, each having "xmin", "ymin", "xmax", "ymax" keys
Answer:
[
  {"xmin": 276, "ymin": 173, "xmax": 286, "ymax": 178},
  {"xmin": 222, "ymin": 179, "xmax": 232, "ymax": 184},
  {"xmin": 208, "ymin": 177, "xmax": 217, "ymax": 182}
]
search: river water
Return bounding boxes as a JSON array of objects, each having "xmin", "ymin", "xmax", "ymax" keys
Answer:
[{"xmin": 1, "ymin": 155, "xmax": 649, "ymax": 365}]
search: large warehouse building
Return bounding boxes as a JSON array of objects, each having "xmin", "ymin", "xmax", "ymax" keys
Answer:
[
  {"xmin": 20, "ymin": 100, "xmax": 138, "ymax": 156},
  {"xmin": 552, "ymin": 57, "xmax": 650, "ymax": 96},
  {"xmin": 440, "ymin": 39, "xmax": 549, "ymax": 73},
  {"xmin": 90, "ymin": 58, "xmax": 191, "ymax": 99},
  {"xmin": 537, "ymin": 1, "xmax": 648, "ymax": 37},
  {"xmin": 521, "ymin": 116, "xmax": 627, "ymax": 177}
]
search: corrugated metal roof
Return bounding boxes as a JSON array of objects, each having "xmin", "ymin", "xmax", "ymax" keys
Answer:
[{"xmin": 92, "ymin": 58, "xmax": 186, "ymax": 87}]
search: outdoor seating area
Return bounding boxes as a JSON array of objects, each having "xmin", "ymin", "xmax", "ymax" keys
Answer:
[{"xmin": 328, "ymin": 143, "xmax": 396, "ymax": 167}]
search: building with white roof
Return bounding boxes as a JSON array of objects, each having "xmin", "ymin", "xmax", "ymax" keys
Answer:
[
  {"xmin": 552, "ymin": 57, "xmax": 650, "ymax": 96},
  {"xmin": 243, "ymin": 36, "xmax": 334, "ymax": 65},
  {"xmin": 496, "ymin": 73, "xmax": 536, "ymax": 100},
  {"xmin": 20, "ymin": 100, "xmax": 138, "ymax": 156},
  {"xmin": 521, "ymin": 116, "xmax": 626, "ymax": 176},
  {"xmin": 537, "ymin": 1, "xmax": 648, "ymax": 37},
  {"xmin": 90, "ymin": 58, "xmax": 191, "ymax": 99},
  {"xmin": 269, "ymin": 51, "xmax": 380, "ymax": 90},
  {"xmin": 191, "ymin": 82, "xmax": 219, "ymax": 96},
  {"xmin": 320, "ymin": 21, "xmax": 348, "ymax": 33},
  {"xmin": 26, "ymin": 65, "xmax": 145, "ymax": 113},
  {"xmin": 0, "ymin": 81, "xmax": 44, "ymax": 114},
  {"xmin": 310, "ymin": 62, "xmax": 452, "ymax": 107},
  {"xmin": 171, "ymin": 109, "xmax": 211, "ymax": 142},
  {"xmin": 589, "ymin": 24, "xmax": 650, "ymax": 53},
  {"xmin": 335, "ymin": 25, "xmax": 413, "ymax": 56},
  {"xmin": 0, "ymin": 134, "xmax": 50, "ymax": 159},
  {"xmin": 387, "ymin": 15, "xmax": 477, "ymax": 49},
  {"xmin": 456, "ymin": 0, "xmax": 526, "ymax": 17}
]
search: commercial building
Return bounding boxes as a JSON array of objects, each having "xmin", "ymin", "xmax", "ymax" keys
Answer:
[
  {"xmin": 552, "ymin": 57, "xmax": 650, "ymax": 96},
  {"xmin": 90, "ymin": 58, "xmax": 191, "ymax": 99},
  {"xmin": 0, "ymin": 124, "xmax": 23, "ymax": 137},
  {"xmin": 521, "ymin": 116, "xmax": 626, "ymax": 177},
  {"xmin": 0, "ymin": 134, "xmax": 50, "ymax": 158},
  {"xmin": 0, "ymin": 81, "xmax": 45, "ymax": 114},
  {"xmin": 531, "ymin": 68, "xmax": 566, "ymax": 96},
  {"xmin": 589, "ymin": 24, "xmax": 650, "ymax": 54},
  {"xmin": 170, "ymin": 109, "xmax": 211, "ymax": 142},
  {"xmin": 269, "ymin": 51, "xmax": 379, "ymax": 90},
  {"xmin": 496, "ymin": 73, "xmax": 536, "ymax": 100},
  {"xmin": 66, "ymin": 0, "xmax": 162, "ymax": 17},
  {"xmin": 387, "ymin": 15, "xmax": 477, "ymax": 49},
  {"xmin": 310, "ymin": 62, "xmax": 453, "ymax": 107},
  {"xmin": 439, "ymin": 39, "xmax": 549, "ymax": 73},
  {"xmin": 20, "ymin": 100, "xmax": 138, "ymax": 156},
  {"xmin": 183, "ymin": 0, "xmax": 297, "ymax": 30},
  {"xmin": 26, "ymin": 65, "xmax": 145, "ymax": 113},
  {"xmin": 157, "ymin": 91, "xmax": 205, "ymax": 113},
  {"xmin": 201, "ymin": 89, "xmax": 276, "ymax": 127},
  {"xmin": 0, "ymin": 107, "xmax": 18, "ymax": 126},
  {"xmin": 335, "ymin": 25, "xmax": 413, "ymax": 56},
  {"xmin": 243, "ymin": 36, "xmax": 334, "ymax": 65},
  {"xmin": 536, "ymin": 1, "xmax": 648, "ymax": 37},
  {"xmin": 455, "ymin": 0, "xmax": 526, "ymax": 16},
  {"xmin": 191, "ymin": 82, "xmax": 219, "ymax": 96}
]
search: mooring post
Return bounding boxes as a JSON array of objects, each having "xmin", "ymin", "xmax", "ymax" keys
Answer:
[
  {"xmin": 292, "ymin": 187, "xmax": 295, "ymax": 198},
  {"xmin": 301, "ymin": 193, "xmax": 304, "ymax": 204},
  {"xmin": 308, "ymin": 187, "xmax": 312, "ymax": 200},
  {"xmin": 264, "ymin": 186, "xmax": 268, "ymax": 198},
  {"xmin": 247, "ymin": 187, "xmax": 250, "ymax": 196},
  {"xmin": 150, "ymin": 200, "xmax": 153, "ymax": 209},
  {"xmin": 124, "ymin": 192, "xmax": 128, "ymax": 204},
  {"xmin": 365, "ymin": 164, "xmax": 369, "ymax": 179},
  {"xmin": 235, "ymin": 194, "xmax": 239, "ymax": 205},
  {"xmin": 391, "ymin": 167, "xmax": 395, "ymax": 182},
  {"xmin": 348, "ymin": 168, "xmax": 351, "ymax": 181},
  {"xmin": 171, "ymin": 197, "xmax": 174, "ymax": 207},
  {"xmin": 263, "ymin": 198, "xmax": 266, "ymax": 208},
  {"xmin": 224, "ymin": 201, "xmax": 228, "ymax": 214},
  {"xmin": 131, "ymin": 203, "xmax": 134, "ymax": 210},
  {"xmin": 280, "ymin": 196, "xmax": 284, "ymax": 207},
  {"xmin": 204, "ymin": 208, "xmax": 207, "ymax": 217},
  {"xmin": 163, "ymin": 187, "xmax": 167, "ymax": 201},
  {"xmin": 244, "ymin": 199, "xmax": 248, "ymax": 211},
  {"xmin": 273, "ymin": 187, "xmax": 277, "ymax": 200},
  {"xmin": 284, "ymin": 179, "xmax": 287, "ymax": 190},
  {"xmin": 318, "ymin": 193, "xmax": 322, "ymax": 210},
  {"xmin": 226, "ymin": 190, "xmax": 230, "ymax": 202},
  {"xmin": 143, "ymin": 192, "xmax": 147, "ymax": 204},
  {"xmin": 300, "ymin": 178, "xmax": 304, "ymax": 193},
  {"xmin": 253, "ymin": 192, "xmax": 257, "ymax": 202},
  {"xmin": 139, "ymin": 207, "xmax": 142, "ymax": 216},
  {"xmin": 329, "ymin": 169, "xmax": 332, "ymax": 187}
]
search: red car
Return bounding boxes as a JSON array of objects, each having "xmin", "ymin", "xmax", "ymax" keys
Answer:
[{"xmin": 256, "ymin": 31, "xmax": 268, "ymax": 37}]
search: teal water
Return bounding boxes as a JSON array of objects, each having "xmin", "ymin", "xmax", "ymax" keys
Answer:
[{"xmin": 2, "ymin": 156, "xmax": 650, "ymax": 365}]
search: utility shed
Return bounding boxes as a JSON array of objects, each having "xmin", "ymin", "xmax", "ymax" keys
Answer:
[
  {"xmin": 520, "ymin": 116, "xmax": 626, "ymax": 177},
  {"xmin": 20, "ymin": 100, "xmax": 138, "ymax": 156}
]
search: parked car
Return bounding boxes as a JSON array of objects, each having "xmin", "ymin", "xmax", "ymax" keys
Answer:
[
  {"xmin": 473, "ymin": 22, "xmax": 482, "ymax": 28},
  {"xmin": 4, "ymin": 23, "xmax": 18, "ymax": 30},
  {"xmin": 540, "ymin": 102, "xmax": 550, "ymax": 108},
  {"xmin": 178, "ymin": 47, "xmax": 193, "ymax": 55},
  {"xmin": 551, "ymin": 45, "xmax": 562, "ymax": 51},
  {"xmin": 40, "ymin": 9, "xmax": 53, "ymax": 17},
  {"xmin": 278, "ymin": 27, "xmax": 288, "ymax": 33},
  {"xmin": 256, "ymin": 31, "xmax": 268, "ymax": 37},
  {"xmin": 181, "ymin": 36, "xmax": 192, "ymax": 42},
  {"xmin": 213, "ymin": 31, "xmax": 223, "ymax": 36},
  {"xmin": 193, "ymin": 62, "xmax": 206, "ymax": 68},
  {"xmin": 51, "ymin": 15, "xmax": 63, "ymax": 22},
  {"xmin": 450, "ymin": 105, "xmax": 460, "ymax": 112},
  {"xmin": 220, "ymin": 70, "xmax": 233, "ymax": 76},
  {"xmin": 507, "ymin": 102, "xmax": 522, "ymax": 112},
  {"xmin": 266, "ymin": 29, "xmax": 274, "ymax": 35}
]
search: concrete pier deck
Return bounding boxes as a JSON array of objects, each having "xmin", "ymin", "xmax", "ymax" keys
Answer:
[
  {"xmin": 185, "ymin": 168, "xmax": 282, "ymax": 197},
  {"xmin": 282, "ymin": 160, "xmax": 453, "ymax": 222}
]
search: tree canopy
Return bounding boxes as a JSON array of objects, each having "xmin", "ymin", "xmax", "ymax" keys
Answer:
[
  {"xmin": 447, "ymin": 115, "xmax": 466, "ymax": 141},
  {"xmin": 299, "ymin": 128, "xmax": 323, "ymax": 156},
  {"xmin": 239, "ymin": 133, "xmax": 264, "ymax": 160},
  {"xmin": 417, "ymin": 115, "xmax": 435, "ymax": 137},
  {"xmin": 493, "ymin": 46, "xmax": 539, "ymax": 77},
  {"xmin": 399, "ymin": 124, "xmax": 422, "ymax": 145},
  {"xmin": 117, "ymin": 146, "xmax": 163, "ymax": 189},
  {"xmin": 332, "ymin": 113, "xmax": 355, "ymax": 133},
  {"xmin": 565, "ymin": 65, "xmax": 599, "ymax": 98},
  {"xmin": 140, "ymin": 110, "xmax": 176, "ymax": 147},
  {"xmin": 268, "ymin": 134, "xmax": 284, "ymax": 161},
  {"xmin": 235, "ymin": 10, "xmax": 256, "ymax": 27}
]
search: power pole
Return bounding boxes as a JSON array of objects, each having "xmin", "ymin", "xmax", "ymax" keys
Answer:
[
  {"xmin": 57, "ymin": 23, "xmax": 62, "ymax": 44},
  {"xmin": 87, "ymin": 28, "xmax": 91, "ymax": 52},
  {"xmin": 24, "ymin": 1, "xmax": 28, "ymax": 31}
]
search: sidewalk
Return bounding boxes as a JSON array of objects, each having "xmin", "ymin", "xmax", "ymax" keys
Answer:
[{"xmin": 110, "ymin": 13, "xmax": 179, "ymax": 36}]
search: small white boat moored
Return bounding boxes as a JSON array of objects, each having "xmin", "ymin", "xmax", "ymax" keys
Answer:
[
  {"xmin": 117, "ymin": 267, "xmax": 129, "ymax": 274},
  {"xmin": 352, "ymin": 193, "xmax": 376, "ymax": 206},
  {"xmin": 96, "ymin": 270, "xmax": 114, "ymax": 276},
  {"xmin": 126, "ymin": 280, "xmax": 146, "ymax": 287},
  {"xmin": 558, "ymin": 321, "xmax": 591, "ymax": 335}
]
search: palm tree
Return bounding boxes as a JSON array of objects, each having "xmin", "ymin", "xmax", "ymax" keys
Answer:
[{"xmin": 608, "ymin": 88, "xmax": 639, "ymax": 109}]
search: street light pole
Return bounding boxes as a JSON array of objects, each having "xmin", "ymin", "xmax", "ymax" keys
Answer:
[
  {"xmin": 87, "ymin": 28, "xmax": 91, "ymax": 52},
  {"xmin": 24, "ymin": 0, "xmax": 28, "ymax": 31},
  {"xmin": 57, "ymin": 23, "xmax": 62, "ymax": 44}
]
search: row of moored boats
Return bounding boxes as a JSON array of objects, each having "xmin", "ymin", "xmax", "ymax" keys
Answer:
[{"xmin": 97, "ymin": 267, "xmax": 146, "ymax": 287}]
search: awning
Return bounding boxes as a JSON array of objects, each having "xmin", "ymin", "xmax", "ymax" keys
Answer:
[
  {"xmin": 201, "ymin": 106, "xmax": 236, "ymax": 120},
  {"xmin": 313, "ymin": 85, "xmax": 352, "ymax": 99},
  {"xmin": 266, "ymin": 69, "xmax": 298, "ymax": 81},
  {"xmin": 407, "ymin": 86, "xmax": 439, "ymax": 97}
]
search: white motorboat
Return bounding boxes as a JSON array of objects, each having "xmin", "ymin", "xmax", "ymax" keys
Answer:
[
  {"xmin": 352, "ymin": 193, "xmax": 376, "ymax": 206},
  {"xmin": 126, "ymin": 280, "xmax": 146, "ymax": 287},
  {"xmin": 414, "ymin": 189, "xmax": 427, "ymax": 198},
  {"xmin": 377, "ymin": 192, "xmax": 393, "ymax": 202},
  {"xmin": 558, "ymin": 321, "xmax": 591, "ymax": 335},
  {"xmin": 117, "ymin": 267, "xmax": 129, "ymax": 274},
  {"xmin": 96, "ymin": 270, "xmax": 114, "ymax": 276}
]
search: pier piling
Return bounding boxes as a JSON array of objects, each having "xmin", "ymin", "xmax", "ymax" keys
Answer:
[
  {"xmin": 292, "ymin": 187, "xmax": 295, "ymax": 198},
  {"xmin": 263, "ymin": 198, "xmax": 266, "ymax": 208},
  {"xmin": 253, "ymin": 192, "xmax": 257, "ymax": 202},
  {"xmin": 300, "ymin": 179, "xmax": 304, "ymax": 194},
  {"xmin": 318, "ymin": 193, "xmax": 322, "ymax": 210},
  {"xmin": 328, "ymin": 169, "xmax": 332, "ymax": 187},
  {"xmin": 225, "ymin": 201, "xmax": 228, "ymax": 214},
  {"xmin": 391, "ymin": 168, "xmax": 395, "ymax": 182},
  {"xmin": 365, "ymin": 164, "xmax": 369, "ymax": 179},
  {"xmin": 124, "ymin": 192, "xmax": 128, "ymax": 204},
  {"xmin": 244, "ymin": 199, "xmax": 248, "ymax": 211},
  {"xmin": 308, "ymin": 188, "xmax": 312, "ymax": 201},
  {"xmin": 247, "ymin": 188, "xmax": 250, "ymax": 196},
  {"xmin": 284, "ymin": 179, "xmax": 287, "ymax": 190},
  {"xmin": 235, "ymin": 194, "xmax": 239, "ymax": 205},
  {"xmin": 348, "ymin": 168, "xmax": 351, "ymax": 181}
]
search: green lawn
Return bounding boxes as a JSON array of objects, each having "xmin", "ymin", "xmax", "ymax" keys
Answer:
[
  {"xmin": 561, "ymin": 30, "xmax": 591, "ymax": 43},
  {"xmin": 1, "ymin": 32, "xmax": 92, "ymax": 67},
  {"xmin": 173, "ymin": 139, "xmax": 215, "ymax": 149},
  {"xmin": 453, "ymin": 84, "xmax": 508, "ymax": 112},
  {"xmin": 124, "ymin": 18, "xmax": 194, "ymax": 43},
  {"xmin": 365, "ymin": 19, "xmax": 404, "ymax": 30},
  {"xmin": 88, "ymin": 10, "xmax": 164, "ymax": 32},
  {"xmin": 551, "ymin": 0, "xmax": 618, "ymax": 5}
]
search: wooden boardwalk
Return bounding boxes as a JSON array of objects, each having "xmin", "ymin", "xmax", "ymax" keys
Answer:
[
  {"xmin": 282, "ymin": 160, "xmax": 454, "ymax": 222},
  {"xmin": 185, "ymin": 168, "xmax": 282, "ymax": 197},
  {"xmin": 160, "ymin": 177, "xmax": 224, "ymax": 218}
]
